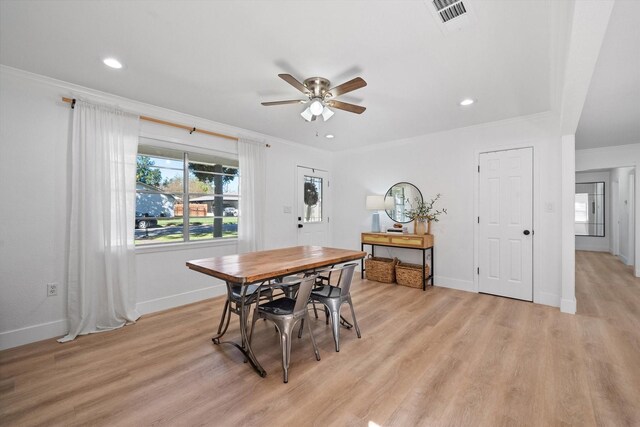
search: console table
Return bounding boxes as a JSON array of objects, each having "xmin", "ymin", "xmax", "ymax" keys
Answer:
[{"xmin": 360, "ymin": 232, "xmax": 434, "ymax": 291}]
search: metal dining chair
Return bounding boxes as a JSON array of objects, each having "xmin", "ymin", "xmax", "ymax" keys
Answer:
[
  {"xmin": 249, "ymin": 275, "xmax": 321, "ymax": 383},
  {"xmin": 212, "ymin": 283, "xmax": 272, "ymax": 344},
  {"xmin": 300, "ymin": 263, "xmax": 361, "ymax": 352}
]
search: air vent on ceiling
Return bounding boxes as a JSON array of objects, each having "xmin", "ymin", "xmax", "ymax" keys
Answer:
[
  {"xmin": 432, "ymin": 0, "xmax": 467, "ymax": 23},
  {"xmin": 426, "ymin": 0, "xmax": 476, "ymax": 34}
]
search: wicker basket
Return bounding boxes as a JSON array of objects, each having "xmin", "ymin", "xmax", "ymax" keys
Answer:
[
  {"xmin": 365, "ymin": 256, "xmax": 398, "ymax": 283},
  {"xmin": 396, "ymin": 262, "xmax": 429, "ymax": 289}
]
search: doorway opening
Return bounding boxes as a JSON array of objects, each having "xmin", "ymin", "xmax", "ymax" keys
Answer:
[{"xmin": 575, "ymin": 167, "xmax": 636, "ymax": 313}]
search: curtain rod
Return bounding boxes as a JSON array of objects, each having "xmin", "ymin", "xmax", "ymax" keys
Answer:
[{"xmin": 62, "ymin": 97, "xmax": 271, "ymax": 147}]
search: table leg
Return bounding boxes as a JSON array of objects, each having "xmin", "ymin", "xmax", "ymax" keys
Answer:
[
  {"xmin": 430, "ymin": 247, "xmax": 434, "ymax": 286},
  {"xmin": 238, "ymin": 283, "xmax": 267, "ymax": 377},
  {"xmin": 422, "ymin": 248, "xmax": 426, "ymax": 291},
  {"xmin": 212, "ymin": 281, "xmax": 267, "ymax": 378},
  {"xmin": 211, "ymin": 282, "xmax": 233, "ymax": 343},
  {"xmin": 361, "ymin": 243, "xmax": 365, "ymax": 279}
]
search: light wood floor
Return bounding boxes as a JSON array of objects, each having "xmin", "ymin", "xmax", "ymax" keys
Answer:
[{"xmin": 1, "ymin": 251, "xmax": 639, "ymax": 426}]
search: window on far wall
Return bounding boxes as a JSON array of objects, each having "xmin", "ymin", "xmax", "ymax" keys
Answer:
[
  {"xmin": 135, "ymin": 144, "xmax": 239, "ymax": 245},
  {"xmin": 574, "ymin": 182, "xmax": 605, "ymax": 237}
]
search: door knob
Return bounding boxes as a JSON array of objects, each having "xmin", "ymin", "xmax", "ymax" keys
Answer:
[
  {"xmin": 523, "ymin": 230, "xmax": 530, "ymax": 235},
  {"xmin": 298, "ymin": 224, "xmax": 303, "ymax": 228}
]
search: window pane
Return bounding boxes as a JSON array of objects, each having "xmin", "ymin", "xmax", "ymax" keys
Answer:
[
  {"xmin": 189, "ymin": 172, "xmax": 239, "ymax": 195},
  {"xmin": 188, "ymin": 216, "xmax": 238, "ymax": 240},
  {"xmin": 187, "ymin": 195, "xmax": 238, "ymax": 240},
  {"xmin": 303, "ymin": 176, "xmax": 322, "ymax": 223},
  {"xmin": 189, "ymin": 162, "xmax": 239, "ymax": 195},
  {"xmin": 135, "ymin": 145, "xmax": 239, "ymax": 245}
]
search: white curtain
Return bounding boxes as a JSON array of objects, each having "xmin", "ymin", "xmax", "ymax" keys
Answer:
[
  {"xmin": 59, "ymin": 100, "xmax": 140, "ymax": 342},
  {"xmin": 238, "ymin": 138, "xmax": 266, "ymax": 253}
]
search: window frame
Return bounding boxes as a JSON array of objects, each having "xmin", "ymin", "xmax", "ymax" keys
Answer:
[{"xmin": 135, "ymin": 138, "xmax": 239, "ymax": 248}]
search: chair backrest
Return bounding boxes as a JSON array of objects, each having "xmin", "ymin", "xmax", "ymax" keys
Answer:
[
  {"xmin": 335, "ymin": 263, "xmax": 357, "ymax": 295},
  {"xmin": 294, "ymin": 274, "xmax": 319, "ymax": 313}
]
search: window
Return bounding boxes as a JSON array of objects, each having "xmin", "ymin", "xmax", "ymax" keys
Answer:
[
  {"xmin": 135, "ymin": 144, "xmax": 239, "ymax": 245},
  {"xmin": 574, "ymin": 182, "xmax": 605, "ymax": 237},
  {"xmin": 303, "ymin": 175, "xmax": 323, "ymax": 223}
]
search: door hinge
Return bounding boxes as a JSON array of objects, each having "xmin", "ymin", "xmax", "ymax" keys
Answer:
[
  {"xmin": 477, "ymin": 267, "xmax": 479, "ymax": 275},
  {"xmin": 478, "ymin": 165, "xmax": 480, "ymax": 173},
  {"xmin": 477, "ymin": 216, "xmax": 479, "ymax": 224},
  {"xmin": 328, "ymin": 216, "xmax": 330, "ymax": 223}
]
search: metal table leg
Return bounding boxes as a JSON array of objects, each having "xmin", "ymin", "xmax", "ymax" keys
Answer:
[
  {"xmin": 422, "ymin": 248, "xmax": 426, "ymax": 291},
  {"xmin": 430, "ymin": 246, "xmax": 434, "ymax": 286},
  {"xmin": 361, "ymin": 243, "xmax": 365, "ymax": 279},
  {"xmin": 212, "ymin": 281, "xmax": 267, "ymax": 378}
]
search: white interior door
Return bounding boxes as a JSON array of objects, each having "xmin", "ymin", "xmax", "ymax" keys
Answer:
[
  {"xmin": 479, "ymin": 147, "xmax": 533, "ymax": 301},
  {"xmin": 297, "ymin": 166, "xmax": 329, "ymax": 246}
]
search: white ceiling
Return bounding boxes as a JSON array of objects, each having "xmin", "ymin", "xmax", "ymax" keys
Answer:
[
  {"xmin": 576, "ymin": 0, "xmax": 640, "ymax": 150},
  {"xmin": 1, "ymin": 0, "xmax": 564, "ymax": 151}
]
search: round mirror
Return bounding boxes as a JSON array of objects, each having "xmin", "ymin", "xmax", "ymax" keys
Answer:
[{"xmin": 384, "ymin": 182, "xmax": 423, "ymax": 223}]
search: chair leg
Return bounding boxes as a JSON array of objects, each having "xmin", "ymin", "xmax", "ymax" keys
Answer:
[
  {"xmin": 347, "ymin": 296, "xmax": 362, "ymax": 339},
  {"xmin": 298, "ymin": 317, "xmax": 304, "ymax": 339},
  {"xmin": 330, "ymin": 307, "xmax": 341, "ymax": 352},
  {"xmin": 306, "ymin": 314, "xmax": 321, "ymax": 361},
  {"xmin": 279, "ymin": 328, "xmax": 292, "ymax": 383}
]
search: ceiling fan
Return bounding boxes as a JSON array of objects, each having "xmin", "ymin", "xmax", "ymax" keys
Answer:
[{"xmin": 261, "ymin": 74, "xmax": 367, "ymax": 122}]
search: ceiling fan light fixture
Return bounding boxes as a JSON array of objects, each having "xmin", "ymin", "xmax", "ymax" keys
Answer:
[
  {"xmin": 309, "ymin": 99, "xmax": 324, "ymax": 116},
  {"xmin": 321, "ymin": 106, "xmax": 334, "ymax": 121},
  {"xmin": 300, "ymin": 107, "xmax": 313, "ymax": 122}
]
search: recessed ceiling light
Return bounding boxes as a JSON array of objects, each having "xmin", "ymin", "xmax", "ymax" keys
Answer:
[
  {"xmin": 103, "ymin": 58, "xmax": 123, "ymax": 69},
  {"xmin": 459, "ymin": 98, "xmax": 475, "ymax": 106},
  {"xmin": 325, "ymin": 134, "xmax": 335, "ymax": 139}
]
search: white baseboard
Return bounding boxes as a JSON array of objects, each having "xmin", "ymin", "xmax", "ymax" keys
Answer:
[
  {"xmin": 535, "ymin": 291, "xmax": 561, "ymax": 308},
  {"xmin": 136, "ymin": 284, "xmax": 227, "ymax": 315},
  {"xmin": 575, "ymin": 246, "xmax": 609, "ymax": 253},
  {"xmin": 0, "ymin": 285, "xmax": 228, "ymax": 351},
  {"xmin": 434, "ymin": 276, "xmax": 474, "ymax": 292},
  {"xmin": 560, "ymin": 298, "xmax": 577, "ymax": 314},
  {"xmin": 0, "ymin": 319, "xmax": 68, "ymax": 351},
  {"xmin": 619, "ymin": 254, "xmax": 628, "ymax": 265}
]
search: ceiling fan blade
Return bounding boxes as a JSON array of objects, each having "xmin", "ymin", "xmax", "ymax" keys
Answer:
[
  {"xmin": 278, "ymin": 74, "xmax": 310, "ymax": 95},
  {"xmin": 261, "ymin": 100, "xmax": 306, "ymax": 106},
  {"xmin": 328, "ymin": 100, "xmax": 366, "ymax": 114},
  {"xmin": 328, "ymin": 77, "xmax": 367, "ymax": 97}
]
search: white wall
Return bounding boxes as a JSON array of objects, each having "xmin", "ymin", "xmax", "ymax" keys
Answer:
[
  {"xmin": 0, "ymin": 67, "xmax": 331, "ymax": 349},
  {"xmin": 332, "ymin": 113, "xmax": 565, "ymax": 307},
  {"xmin": 575, "ymin": 171, "xmax": 610, "ymax": 252},
  {"xmin": 576, "ymin": 143, "xmax": 640, "ymax": 275}
]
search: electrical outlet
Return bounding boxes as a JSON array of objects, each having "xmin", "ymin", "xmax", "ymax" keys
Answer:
[{"xmin": 47, "ymin": 283, "xmax": 57, "ymax": 297}]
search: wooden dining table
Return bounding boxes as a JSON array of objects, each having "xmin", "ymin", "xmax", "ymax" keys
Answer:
[{"xmin": 186, "ymin": 245, "xmax": 366, "ymax": 377}]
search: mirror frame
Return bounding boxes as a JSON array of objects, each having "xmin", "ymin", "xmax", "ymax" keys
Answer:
[{"xmin": 384, "ymin": 182, "xmax": 423, "ymax": 224}]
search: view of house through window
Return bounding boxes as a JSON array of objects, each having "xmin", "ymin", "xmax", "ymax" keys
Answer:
[{"xmin": 135, "ymin": 145, "xmax": 239, "ymax": 245}]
